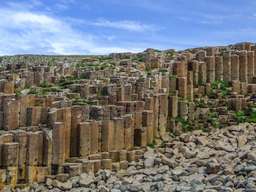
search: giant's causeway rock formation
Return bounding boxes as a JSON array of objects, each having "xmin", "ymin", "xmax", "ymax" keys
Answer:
[{"xmin": 1, "ymin": 42, "xmax": 256, "ymax": 191}]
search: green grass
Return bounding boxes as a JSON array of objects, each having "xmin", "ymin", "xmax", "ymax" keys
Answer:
[
  {"xmin": 234, "ymin": 111, "xmax": 247, "ymax": 123},
  {"xmin": 195, "ymin": 99, "xmax": 206, "ymax": 108},
  {"xmin": 57, "ymin": 76, "xmax": 83, "ymax": 88},
  {"xmin": 169, "ymin": 75, "xmax": 176, "ymax": 80},
  {"xmin": 75, "ymin": 61, "xmax": 115, "ymax": 70},
  {"xmin": 159, "ymin": 68, "xmax": 168, "ymax": 74},
  {"xmin": 147, "ymin": 140, "xmax": 157, "ymax": 149},
  {"xmin": 176, "ymin": 117, "xmax": 192, "ymax": 132},
  {"xmin": 210, "ymin": 80, "xmax": 230, "ymax": 97},
  {"xmin": 207, "ymin": 112, "xmax": 220, "ymax": 128},
  {"xmin": 72, "ymin": 98, "xmax": 94, "ymax": 106},
  {"xmin": 39, "ymin": 81, "xmax": 52, "ymax": 88},
  {"xmin": 246, "ymin": 107, "xmax": 256, "ymax": 123},
  {"xmin": 15, "ymin": 89, "xmax": 22, "ymax": 97},
  {"xmin": 28, "ymin": 86, "xmax": 63, "ymax": 96}
]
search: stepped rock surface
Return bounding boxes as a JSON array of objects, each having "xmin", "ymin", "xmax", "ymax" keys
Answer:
[
  {"xmin": 7, "ymin": 123, "xmax": 256, "ymax": 192},
  {"xmin": 1, "ymin": 42, "xmax": 256, "ymax": 191}
]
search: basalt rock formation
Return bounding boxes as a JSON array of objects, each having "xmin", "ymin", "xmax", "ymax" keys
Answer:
[{"xmin": 1, "ymin": 42, "xmax": 256, "ymax": 190}]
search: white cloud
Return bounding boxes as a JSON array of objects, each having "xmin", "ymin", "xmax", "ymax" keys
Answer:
[
  {"xmin": 0, "ymin": 3, "xmax": 145, "ymax": 55},
  {"xmin": 11, "ymin": 12, "xmax": 59, "ymax": 26},
  {"xmin": 92, "ymin": 19, "xmax": 155, "ymax": 32}
]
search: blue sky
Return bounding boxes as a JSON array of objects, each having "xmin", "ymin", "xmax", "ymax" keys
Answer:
[{"xmin": 0, "ymin": 0, "xmax": 256, "ymax": 55}]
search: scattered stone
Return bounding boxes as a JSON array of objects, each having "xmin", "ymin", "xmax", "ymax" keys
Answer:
[{"xmin": 205, "ymin": 159, "xmax": 221, "ymax": 174}]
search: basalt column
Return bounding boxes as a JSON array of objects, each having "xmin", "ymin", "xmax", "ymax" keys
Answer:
[
  {"xmin": 142, "ymin": 110, "xmax": 154, "ymax": 145},
  {"xmin": 169, "ymin": 75, "xmax": 177, "ymax": 96},
  {"xmin": 52, "ymin": 122, "xmax": 65, "ymax": 173},
  {"xmin": 223, "ymin": 52, "xmax": 231, "ymax": 82},
  {"xmin": 27, "ymin": 131, "xmax": 43, "ymax": 167},
  {"xmin": 205, "ymin": 56, "xmax": 215, "ymax": 83},
  {"xmin": 191, "ymin": 60, "xmax": 199, "ymax": 86},
  {"xmin": 215, "ymin": 55, "xmax": 223, "ymax": 81},
  {"xmin": 247, "ymin": 51, "xmax": 255, "ymax": 83},
  {"xmin": 14, "ymin": 131, "xmax": 28, "ymax": 182},
  {"xmin": 198, "ymin": 61, "xmax": 207, "ymax": 85},
  {"xmin": 79, "ymin": 122, "xmax": 91, "ymax": 157},
  {"xmin": 231, "ymin": 54, "xmax": 239, "ymax": 81},
  {"xmin": 187, "ymin": 71, "xmax": 194, "ymax": 101},
  {"xmin": 1, "ymin": 142, "xmax": 19, "ymax": 187},
  {"xmin": 26, "ymin": 106, "xmax": 46, "ymax": 126},
  {"xmin": 3, "ymin": 98, "xmax": 20, "ymax": 130},
  {"xmin": 70, "ymin": 106, "xmax": 87, "ymax": 157},
  {"xmin": 176, "ymin": 61, "xmax": 187, "ymax": 98},
  {"xmin": 123, "ymin": 114, "xmax": 134, "ymax": 150},
  {"xmin": 239, "ymin": 51, "xmax": 248, "ymax": 83},
  {"xmin": 177, "ymin": 77, "xmax": 187, "ymax": 98},
  {"xmin": 251, "ymin": 46, "xmax": 256, "ymax": 79},
  {"xmin": 161, "ymin": 74, "xmax": 170, "ymax": 93},
  {"xmin": 90, "ymin": 120, "xmax": 100, "ymax": 154},
  {"xmin": 158, "ymin": 94, "xmax": 168, "ymax": 139},
  {"xmin": 57, "ymin": 107, "xmax": 71, "ymax": 160},
  {"xmin": 26, "ymin": 131, "xmax": 44, "ymax": 184},
  {"xmin": 101, "ymin": 120, "xmax": 114, "ymax": 152}
]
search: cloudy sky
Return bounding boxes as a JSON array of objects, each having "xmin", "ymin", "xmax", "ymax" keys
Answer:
[{"xmin": 0, "ymin": 0, "xmax": 255, "ymax": 55}]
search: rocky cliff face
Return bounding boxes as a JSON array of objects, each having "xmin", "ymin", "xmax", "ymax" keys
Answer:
[
  {"xmin": 1, "ymin": 42, "xmax": 256, "ymax": 191},
  {"xmin": 8, "ymin": 123, "xmax": 256, "ymax": 191}
]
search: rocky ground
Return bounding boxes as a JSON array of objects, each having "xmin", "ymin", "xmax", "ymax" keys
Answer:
[{"xmin": 7, "ymin": 123, "xmax": 256, "ymax": 192}]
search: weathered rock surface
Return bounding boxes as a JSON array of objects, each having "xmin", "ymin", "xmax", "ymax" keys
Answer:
[{"xmin": 10, "ymin": 123, "xmax": 256, "ymax": 192}]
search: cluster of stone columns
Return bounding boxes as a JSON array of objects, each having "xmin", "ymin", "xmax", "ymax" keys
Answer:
[
  {"xmin": 1, "ymin": 42, "xmax": 256, "ymax": 189},
  {"xmin": 0, "ymin": 91, "xmax": 168, "ymax": 188},
  {"xmin": 157, "ymin": 43, "xmax": 256, "ymax": 132}
]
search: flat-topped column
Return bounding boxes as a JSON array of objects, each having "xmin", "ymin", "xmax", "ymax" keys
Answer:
[
  {"xmin": 52, "ymin": 122, "xmax": 65, "ymax": 166},
  {"xmin": 231, "ymin": 54, "xmax": 239, "ymax": 81},
  {"xmin": 215, "ymin": 55, "xmax": 223, "ymax": 81},
  {"xmin": 223, "ymin": 52, "xmax": 231, "ymax": 82},
  {"xmin": 239, "ymin": 51, "xmax": 248, "ymax": 83},
  {"xmin": 123, "ymin": 114, "xmax": 134, "ymax": 150},
  {"xmin": 247, "ymin": 51, "xmax": 255, "ymax": 83},
  {"xmin": 198, "ymin": 61, "xmax": 207, "ymax": 85},
  {"xmin": 191, "ymin": 60, "xmax": 199, "ymax": 86},
  {"xmin": 205, "ymin": 56, "xmax": 215, "ymax": 83},
  {"xmin": 79, "ymin": 122, "xmax": 91, "ymax": 157}
]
